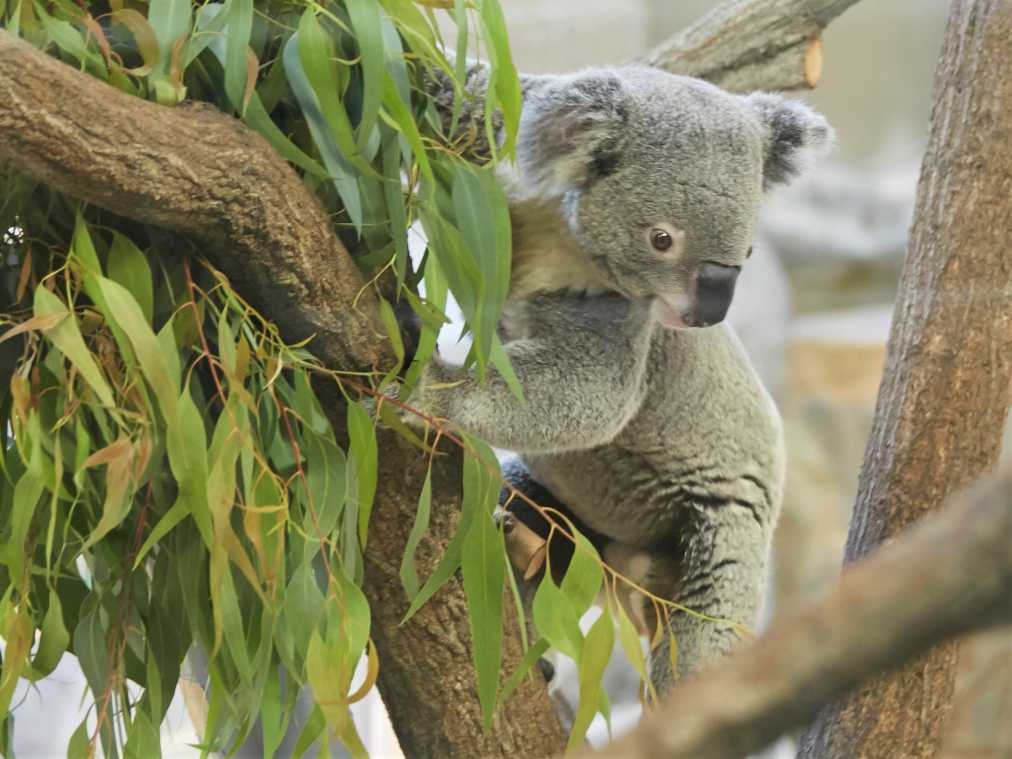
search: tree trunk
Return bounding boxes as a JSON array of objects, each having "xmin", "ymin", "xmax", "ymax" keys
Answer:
[
  {"xmin": 362, "ymin": 432, "xmax": 566, "ymax": 758},
  {"xmin": 797, "ymin": 2, "xmax": 1012, "ymax": 757}
]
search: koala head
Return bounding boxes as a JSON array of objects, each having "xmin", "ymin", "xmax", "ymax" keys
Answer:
[{"xmin": 513, "ymin": 66, "xmax": 833, "ymax": 329}]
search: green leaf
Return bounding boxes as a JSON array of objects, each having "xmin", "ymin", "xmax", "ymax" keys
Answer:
[
  {"xmin": 498, "ymin": 638, "xmax": 550, "ymax": 706},
  {"xmin": 381, "ymin": 70, "xmax": 432, "ymax": 183},
  {"xmin": 147, "ymin": 0, "xmax": 191, "ymax": 78},
  {"xmin": 244, "ymin": 92, "xmax": 331, "ymax": 177},
  {"xmin": 165, "ymin": 388, "xmax": 212, "ymax": 546},
  {"xmin": 401, "ymin": 436, "xmax": 497, "ymax": 621},
  {"xmin": 345, "ymin": 0, "xmax": 384, "ymax": 148},
  {"xmin": 123, "ymin": 710, "xmax": 161, "ymax": 759},
  {"xmin": 377, "ymin": 297, "xmax": 405, "ymax": 380},
  {"xmin": 33, "ymin": 287, "xmax": 115, "ymax": 408},
  {"xmin": 6, "ymin": 444, "xmax": 46, "ymax": 584},
  {"xmin": 532, "ymin": 573, "xmax": 584, "ymax": 661},
  {"xmin": 479, "ymin": 0, "xmax": 521, "ymax": 156},
  {"xmin": 107, "ymin": 232, "xmax": 154, "ymax": 326},
  {"xmin": 398, "ymin": 467, "xmax": 432, "ymax": 599},
  {"xmin": 28, "ymin": 593, "xmax": 69, "ymax": 680},
  {"xmin": 280, "ymin": 559, "xmax": 325, "ymax": 670},
  {"xmin": 346, "ymin": 401, "xmax": 377, "ymax": 548},
  {"xmin": 66, "ymin": 719, "xmax": 91, "ymax": 759},
  {"xmin": 379, "ymin": 128, "xmax": 410, "ymax": 285},
  {"xmin": 39, "ymin": 11, "xmax": 108, "ymax": 79},
  {"xmin": 95, "ymin": 276, "xmax": 179, "ymax": 419},
  {"xmin": 559, "ymin": 529, "xmax": 604, "ymax": 617},
  {"xmin": 568, "ymin": 606, "xmax": 615, "ymax": 752},
  {"xmin": 222, "ymin": 0, "xmax": 253, "ymax": 115},
  {"xmin": 303, "ymin": 431, "xmax": 346, "ymax": 539},
  {"xmin": 291, "ymin": 705, "xmax": 326, "ymax": 759},
  {"xmin": 285, "ymin": 24, "xmax": 363, "ymax": 231},
  {"xmin": 614, "ymin": 600, "xmax": 652, "ymax": 701},
  {"xmin": 73, "ymin": 605, "xmax": 110, "ymax": 704},
  {"xmin": 451, "ymin": 161, "xmax": 511, "ymax": 372},
  {"xmin": 461, "ymin": 487, "xmax": 505, "ymax": 728}
]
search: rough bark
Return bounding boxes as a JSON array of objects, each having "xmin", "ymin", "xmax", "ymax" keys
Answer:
[
  {"xmin": 797, "ymin": 1, "xmax": 1012, "ymax": 757},
  {"xmin": 0, "ymin": 31, "xmax": 386, "ymax": 374},
  {"xmin": 363, "ymin": 432, "xmax": 566, "ymax": 758},
  {"xmin": 640, "ymin": 0, "xmax": 860, "ymax": 92},
  {"xmin": 570, "ymin": 467, "xmax": 1012, "ymax": 759}
]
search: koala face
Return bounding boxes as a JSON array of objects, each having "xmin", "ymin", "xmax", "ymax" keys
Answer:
[{"xmin": 514, "ymin": 66, "xmax": 832, "ymax": 329}]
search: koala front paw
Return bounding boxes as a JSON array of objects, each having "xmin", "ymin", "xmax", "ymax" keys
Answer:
[
  {"xmin": 359, "ymin": 381, "xmax": 403, "ymax": 420},
  {"xmin": 398, "ymin": 358, "xmax": 463, "ymax": 429}
]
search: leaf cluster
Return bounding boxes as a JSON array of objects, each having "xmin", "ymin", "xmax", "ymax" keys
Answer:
[{"xmin": 0, "ymin": 0, "xmax": 637, "ymax": 755}]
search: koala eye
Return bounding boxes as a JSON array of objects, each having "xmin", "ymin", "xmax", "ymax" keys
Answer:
[
  {"xmin": 650, "ymin": 228, "xmax": 673, "ymax": 252},
  {"xmin": 746, "ymin": 246, "xmax": 754, "ymax": 259}
]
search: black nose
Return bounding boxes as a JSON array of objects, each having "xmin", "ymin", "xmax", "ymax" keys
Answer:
[{"xmin": 688, "ymin": 262, "xmax": 740, "ymax": 327}]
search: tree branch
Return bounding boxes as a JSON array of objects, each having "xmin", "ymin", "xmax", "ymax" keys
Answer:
[
  {"xmin": 572, "ymin": 467, "xmax": 1012, "ymax": 759},
  {"xmin": 0, "ymin": 31, "xmax": 386, "ymax": 373},
  {"xmin": 641, "ymin": 0, "xmax": 862, "ymax": 92}
]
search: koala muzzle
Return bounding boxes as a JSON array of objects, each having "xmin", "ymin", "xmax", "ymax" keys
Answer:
[{"xmin": 687, "ymin": 262, "xmax": 740, "ymax": 327}]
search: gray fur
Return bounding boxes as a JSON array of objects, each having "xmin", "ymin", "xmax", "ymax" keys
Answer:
[{"xmin": 409, "ymin": 65, "xmax": 829, "ymax": 697}]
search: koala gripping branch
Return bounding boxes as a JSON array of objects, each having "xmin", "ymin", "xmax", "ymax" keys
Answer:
[{"xmin": 0, "ymin": 30, "xmax": 386, "ymax": 373}]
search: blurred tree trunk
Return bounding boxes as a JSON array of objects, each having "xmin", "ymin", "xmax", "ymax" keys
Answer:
[{"xmin": 797, "ymin": 1, "xmax": 1012, "ymax": 757}]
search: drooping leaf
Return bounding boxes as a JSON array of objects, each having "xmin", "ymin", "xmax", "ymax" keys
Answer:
[{"xmin": 567, "ymin": 606, "xmax": 615, "ymax": 751}]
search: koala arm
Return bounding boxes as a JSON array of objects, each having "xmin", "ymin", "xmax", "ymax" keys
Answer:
[{"xmin": 406, "ymin": 294, "xmax": 654, "ymax": 453}]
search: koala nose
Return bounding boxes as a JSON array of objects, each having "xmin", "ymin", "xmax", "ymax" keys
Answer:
[{"xmin": 688, "ymin": 262, "xmax": 740, "ymax": 327}]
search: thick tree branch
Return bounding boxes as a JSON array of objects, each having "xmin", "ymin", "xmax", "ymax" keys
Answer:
[
  {"xmin": 364, "ymin": 432, "xmax": 566, "ymax": 757},
  {"xmin": 641, "ymin": 0, "xmax": 861, "ymax": 92},
  {"xmin": 572, "ymin": 467, "xmax": 1012, "ymax": 759},
  {"xmin": 0, "ymin": 31, "xmax": 386, "ymax": 373}
]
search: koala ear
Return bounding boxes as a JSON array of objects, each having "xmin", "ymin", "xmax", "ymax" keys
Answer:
[
  {"xmin": 747, "ymin": 93, "xmax": 834, "ymax": 190},
  {"xmin": 515, "ymin": 71, "xmax": 630, "ymax": 195}
]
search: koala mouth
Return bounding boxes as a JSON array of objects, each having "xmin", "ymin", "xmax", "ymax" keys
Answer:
[
  {"xmin": 653, "ymin": 261, "xmax": 741, "ymax": 330},
  {"xmin": 652, "ymin": 298, "xmax": 692, "ymax": 330}
]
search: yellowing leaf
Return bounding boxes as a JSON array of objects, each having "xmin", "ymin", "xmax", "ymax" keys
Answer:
[{"xmin": 0, "ymin": 311, "xmax": 67, "ymax": 345}]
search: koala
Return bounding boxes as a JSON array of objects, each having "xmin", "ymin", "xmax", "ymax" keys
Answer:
[{"xmin": 409, "ymin": 65, "xmax": 832, "ymax": 698}]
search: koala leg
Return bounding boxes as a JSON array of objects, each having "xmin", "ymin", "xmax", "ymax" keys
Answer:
[{"xmin": 644, "ymin": 509, "xmax": 771, "ymax": 698}]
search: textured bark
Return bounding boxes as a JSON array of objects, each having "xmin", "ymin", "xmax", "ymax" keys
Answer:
[
  {"xmin": 640, "ymin": 0, "xmax": 860, "ymax": 92},
  {"xmin": 570, "ymin": 468, "xmax": 1012, "ymax": 759},
  {"xmin": 797, "ymin": 1, "xmax": 1012, "ymax": 757},
  {"xmin": 0, "ymin": 31, "xmax": 386, "ymax": 374},
  {"xmin": 363, "ymin": 432, "xmax": 565, "ymax": 758}
]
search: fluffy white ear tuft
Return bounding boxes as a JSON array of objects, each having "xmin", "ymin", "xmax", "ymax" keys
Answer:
[
  {"xmin": 747, "ymin": 93, "xmax": 835, "ymax": 189},
  {"xmin": 515, "ymin": 70, "xmax": 630, "ymax": 195}
]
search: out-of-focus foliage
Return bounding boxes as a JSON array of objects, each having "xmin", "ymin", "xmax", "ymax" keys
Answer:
[{"xmin": 0, "ymin": 0, "xmax": 637, "ymax": 755}]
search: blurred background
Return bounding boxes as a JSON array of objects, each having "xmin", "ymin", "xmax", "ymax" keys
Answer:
[{"xmin": 12, "ymin": 2, "xmax": 1011, "ymax": 757}]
